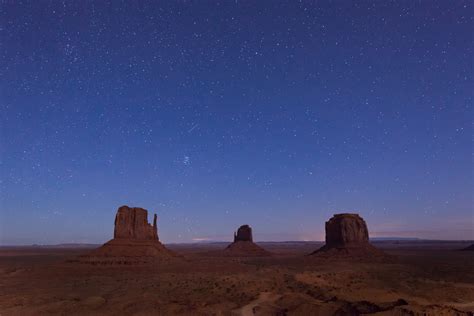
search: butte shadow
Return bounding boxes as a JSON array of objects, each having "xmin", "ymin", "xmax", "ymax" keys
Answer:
[
  {"xmin": 76, "ymin": 205, "xmax": 179, "ymax": 265},
  {"xmin": 310, "ymin": 213, "xmax": 388, "ymax": 260}
]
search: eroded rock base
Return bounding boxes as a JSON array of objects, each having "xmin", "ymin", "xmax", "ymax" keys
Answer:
[
  {"xmin": 223, "ymin": 241, "xmax": 271, "ymax": 257},
  {"xmin": 75, "ymin": 239, "xmax": 178, "ymax": 265}
]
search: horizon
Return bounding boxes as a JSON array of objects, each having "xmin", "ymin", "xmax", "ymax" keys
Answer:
[
  {"xmin": 1, "ymin": 210, "xmax": 472, "ymax": 246},
  {"xmin": 1, "ymin": 1, "xmax": 473, "ymax": 245},
  {"xmin": 3, "ymin": 238, "xmax": 474, "ymax": 248},
  {"xmin": 4, "ymin": 236, "xmax": 474, "ymax": 247}
]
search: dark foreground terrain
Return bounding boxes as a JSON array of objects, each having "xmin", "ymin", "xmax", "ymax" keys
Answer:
[{"xmin": 0, "ymin": 241, "xmax": 473, "ymax": 315}]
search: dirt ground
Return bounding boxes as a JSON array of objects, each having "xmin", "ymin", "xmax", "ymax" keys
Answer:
[{"xmin": 0, "ymin": 241, "xmax": 473, "ymax": 315}]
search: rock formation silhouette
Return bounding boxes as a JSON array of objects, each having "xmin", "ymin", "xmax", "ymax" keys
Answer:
[
  {"xmin": 312, "ymin": 213, "xmax": 386, "ymax": 259},
  {"xmin": 224, "ymin": 224, "xmax": 270, "ymax": 256},
  {"xmin": 233, "ymin": 224, "xmax": 253, "ymax": 242},
  {"xmin": 324, "ymin": 213, "xmax": 369, "ymax": 247},
  {"xmin": 77, "ymin": 205, "xmax": 176, "ymax": 264},
  {"xmin": 114, "ymin": 206, "xmax": 158, "ymax": 240}
]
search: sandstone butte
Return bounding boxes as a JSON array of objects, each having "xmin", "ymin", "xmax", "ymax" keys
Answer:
[
  {"xmin": 312, "ymin": 213, "xmax": 387, "ymax": 259},
  {"xmin": 224, "ymin": 224, "xmax": 271, "ymax": 256},
  {"xmin": 77, "ymin": 205, "xmax": 177, "ymax": 264}
]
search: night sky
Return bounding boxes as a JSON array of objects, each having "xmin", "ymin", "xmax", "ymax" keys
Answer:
[{"xmin": 1, "ymin": 1, "xmax": 472, "ymax": 245}]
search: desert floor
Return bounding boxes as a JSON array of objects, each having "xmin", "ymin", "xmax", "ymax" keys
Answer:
[{"xmin": 0, "ymin": 241, "xmax": 473, "ymax": 315}]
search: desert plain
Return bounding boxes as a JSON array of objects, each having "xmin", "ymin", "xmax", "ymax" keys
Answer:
[{"xmin": 0, "ymin": 240, "xmax": 473, "ymax": 316}]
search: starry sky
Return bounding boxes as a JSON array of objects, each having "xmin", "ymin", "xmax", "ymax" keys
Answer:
[{"xmin": 1, "ymin": 1, "xmax": 472, "ymax": 245}]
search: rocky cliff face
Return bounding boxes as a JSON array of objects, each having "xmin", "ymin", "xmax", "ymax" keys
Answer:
[
  {"xmin": 114, "ymin": 206, "xmax": 158, "ymax": 241},
  {"xmin": 325, "ymin": 213, "xmax": 369, "ymax": 247},
  {"xmin": 233, "ymin": 225, "xmax": 253, "ymax": 242}
]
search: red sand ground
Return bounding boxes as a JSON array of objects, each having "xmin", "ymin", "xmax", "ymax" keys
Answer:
[{"xmin": 0, "ymin": 241, "xmax": 473, "ymax": 315}]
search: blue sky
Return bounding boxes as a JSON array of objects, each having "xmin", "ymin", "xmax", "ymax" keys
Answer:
[{"xmin": 1, "ymin": 1, "xmax": 472, "ymax": 244}]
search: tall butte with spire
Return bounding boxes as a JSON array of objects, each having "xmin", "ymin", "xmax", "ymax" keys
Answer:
[
  {"xmin": 224, "ymin": 224, "xmax": 271, "ymax": 256},
  {"xmin": 78, "ymin": 206, "xmax": 176, "ymax": 264},
  {"xmin": 113, "ymin": 206, "xmax": 158, "ymax": 241}
]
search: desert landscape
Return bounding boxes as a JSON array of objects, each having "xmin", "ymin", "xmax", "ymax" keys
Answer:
[
  {"xmin": 2, "ymin": 1, "xmax": 472, "ymax": 315},
  {"xmin": 0, "ymin": 206, "xmax": 472, "ymax": 316}
]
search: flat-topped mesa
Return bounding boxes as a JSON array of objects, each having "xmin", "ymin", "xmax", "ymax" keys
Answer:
[
  {"xmin": 325, "ymin": 213, "xmax": 369, "ymax": 247},
  {"xmin": 234, "ymin": 224, "xmax": 253, "ymax": 242},
  {"xmin": 114, "ymin": 206, "xmax": 158, "ymax": 241}
]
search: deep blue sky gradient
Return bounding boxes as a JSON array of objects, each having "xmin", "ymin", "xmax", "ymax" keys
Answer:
[{"xmin": 1, "ymin": 1, "xmax": 472, "ymax": 244}]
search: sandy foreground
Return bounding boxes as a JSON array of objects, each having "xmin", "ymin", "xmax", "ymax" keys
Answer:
[{"xmin": 0, "ymin": 241, "xmax": 473, "ymax": 315}]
